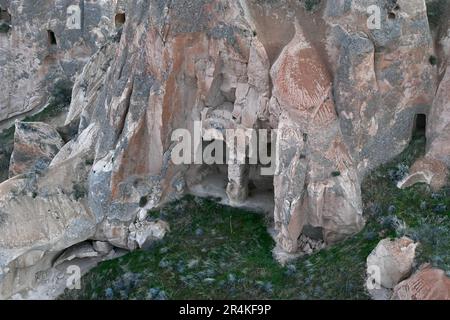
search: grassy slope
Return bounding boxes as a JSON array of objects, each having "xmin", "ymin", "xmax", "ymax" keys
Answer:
[{"xmin": 60, "ymin": 135, "xmax": 449, "ymax": 300}]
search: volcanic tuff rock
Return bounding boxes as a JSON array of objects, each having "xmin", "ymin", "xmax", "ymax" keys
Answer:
[
  {"xmin": 9, "ymin": 121, "xmax": 65, "ymax": 177},
  {"xmin": 0, "ymin": 0, "xmax": 449, "ymax": 298},
  {"xmin": 0, "ymin": 0, "xmax": 119, "ymax": 123},
  {"xmin": 392, "ymin": 265, "xmax": 450, "ymax": 300},
  {"xmin": 366, "ymin": 237, "xmax": 417, "ymax": 289}
]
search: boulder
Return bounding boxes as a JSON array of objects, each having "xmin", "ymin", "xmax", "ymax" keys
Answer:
[
  {"xmin": 397, "ymin": 157, "xmax": 448, "ymax": 191},
  {"xmin": 92, "ymin": 241, "xmax": 114, "ymax": 255},
  {"xmin": 9, "ymin": 121, "xmax": 64, "ymax": 177},
  {"xmin": 392, "ymin": 265, "xmax": 450, "ymax": 300},
  {"xmin": 366, "ymin": 237, "xmax": 418, "ymax": 289},
  {"xmin": 128, "ymin": 220, "xmax": 170, "ymax": 250},
  {"xmin": 53, "ymin": 242, "xmax": 99, "ymax": 267}
]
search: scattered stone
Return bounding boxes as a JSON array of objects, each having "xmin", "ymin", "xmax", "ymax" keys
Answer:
[
  {"xmin": 203, "ymin": 278, "xmax": 215, "ymax": 284},
  {"xmin": 105, "ymin": 288, "xmax": 114, "ymax": 299},
  {"xmin": 159, "ymin": 259, "xmax": 171, "ymax": 269},
  {"xmin": 128, "ymin": 220, "xmax": 170, "ymax": 249},
  {"xmin": 92, "ymin": 241, "xmax": 113, "ymax": 255},
  {"xmin": 433, "ymin": 204, "xmax": 447, "ymax": 213},
  {"xmin": 285, "ymin": 264, "xmax": 297, "ymax": 276},
  {"xmin": 420, "ymin": 201, "xmax": 427, "ymax": 210},
  {"xmin": 388, "ymin": 205, "xmax": 396, "ymax": 214},
  {"xmin": 187, "ymin": 259, "xmax": 199, "ymax": 269},
  {"xmin": 159, "ymin": 247, "xmax": 169, "ymax": 254},
  {"xmin": 227, "ymin": 273, "xmax": 236, "ymax": 283}
]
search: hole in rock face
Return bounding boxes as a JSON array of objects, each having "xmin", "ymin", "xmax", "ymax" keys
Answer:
[
  {"xmin": 0, "ymin": 7, "xmax": 11, "ymax": 22},
  {"xmin": 115, "ymin": 13, "xmax": 126, "ymax": 28},
  {"xmin": 429, "ymin": 55, "xmax": 438, "ymax": 66},
  {"xmin": 388, "ymin": 12, "xmax": 396, "ymax": 19},
  {"xmin": 47, "ymin": 30, "xmax": 57, "ymax": 45},
  {"xmin": 413, "ymin": 114, "xmax": 427, "ymax": 137}
]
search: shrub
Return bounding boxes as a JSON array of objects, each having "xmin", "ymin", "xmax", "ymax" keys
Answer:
[
  {"xmin": 427, "ymin": 0, "xmax": 447, "ymax": 30},
  {"xmin": 0, "ymin": 22, "xmax": 10, "ymax": 33},
  {"xmin": 139, "ymin": 196, "xmax": 148, "ymax": 208},
  {"xmin": 304, "ymin": 0, "xmax": 321, "ymax": 12}
]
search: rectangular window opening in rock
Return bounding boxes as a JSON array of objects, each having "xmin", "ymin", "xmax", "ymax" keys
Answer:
[
  {"xmin": 413, "ymin": 114, "xmax": 427, "ymax": 137},
  {"xmin": 115, "ymin": 13, "xmax": 126, "ymax": 28},
  {"xmin": 47, "ymin": 30, "xmax": 57, "ymax": 45}
]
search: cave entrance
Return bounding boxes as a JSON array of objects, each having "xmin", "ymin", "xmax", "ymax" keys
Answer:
[
  {"xmin": 188, "ymin": 139, "xmax": 274, "ymax": 215},
  {"xmin": 115, "ymin": 13, "xmax": 126, "ymax": 28},
  {"xmin": 47, "ymin": 30, "xmax": 57, "ymax": 45},
  {"xmin": 413, "ymin": 113, "xmax": 427, "ymax": 137}
]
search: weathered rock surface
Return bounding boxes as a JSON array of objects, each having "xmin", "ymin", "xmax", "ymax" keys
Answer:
[
  {"xmin": 397, "ymin": 157, "xmax": 448, "ymax": 191},
  {"xmin": 53, "ymin": 242, "xmax": 98, "ymax": 267},
  {"xmin": 0, "ymin": 0, "xmax": 449, "ymax": 299},
  {"xmin": 392, "ymin": 265, "xmax": 450, "ymax": 300},
  {"xmin": 128, "ymin": 220, "xmax": 170, "ymax": 250},
  {"xmin": 0, "ymin": 0, "xmax": 118, "ymax": 123},
  {"xmin": 366, "ymin": 237, "xmax": 417, "ymax": 289},
  {"xmin": 9, "ymin": 121, "xmax": 64, "ymax": 177}
]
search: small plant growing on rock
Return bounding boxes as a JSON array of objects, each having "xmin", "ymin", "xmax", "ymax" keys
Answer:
[
  {"xmin": 332, "ymin": 171, "xmax": 341, "ymax": 177},
  {"xmin": 73, "ymin": 183, "xmax": 87, "ymax": 201},
  {"xmin": 303, "ymin": 0, "xmax": 321, "ymax": 12}
]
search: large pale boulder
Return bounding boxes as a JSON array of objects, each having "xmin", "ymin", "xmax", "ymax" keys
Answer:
[
  {"xmin": 397, "ymin": 157, "xmax": 448, "ymax": 191},
  {"xmin": 367, "ymin": 237, "xmax": 418, "ymax": 289}
]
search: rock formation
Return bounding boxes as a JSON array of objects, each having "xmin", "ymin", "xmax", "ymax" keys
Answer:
[
  {"xmin": 0, "ymin": 0, "xmax": 449, "ymax": 298},
  {"xmin": 0, "ymin": 0, "xmax": 118, "ymax": 123},
  {"xmin": 9, "ymin": 121, "xmax": 65, "ymax": 177},
  {"xmin": 392, "ymin": 265, "xmax": 450, "ymax": 300}
]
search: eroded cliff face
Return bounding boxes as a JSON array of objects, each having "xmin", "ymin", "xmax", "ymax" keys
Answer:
[
  {"xmin": 0, "ymin": 0, "xmax": 123, "ymax": 124},
  {"xmin": 0, "ymin": 0, "xmax": 449, "ymax": 298}
]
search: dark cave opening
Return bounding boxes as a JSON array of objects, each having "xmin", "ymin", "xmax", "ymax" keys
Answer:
[
  {"xmin": 413, "ymin": 113, "xmax": 427, "ymax": 137},
  {"xmin": 115, "ymin": 13, "xmax": 126, "ymax": 28},
  {"xmin": 188, "ymin": 139, "xmax": 275, "ymax": 214},
  {"xmin": 47, "ymin": 30, "xmax": 57, "ymax": 45},
  {"xmin": 0, "ymin": 7, "xmax": 11, "ymax": 22}
]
